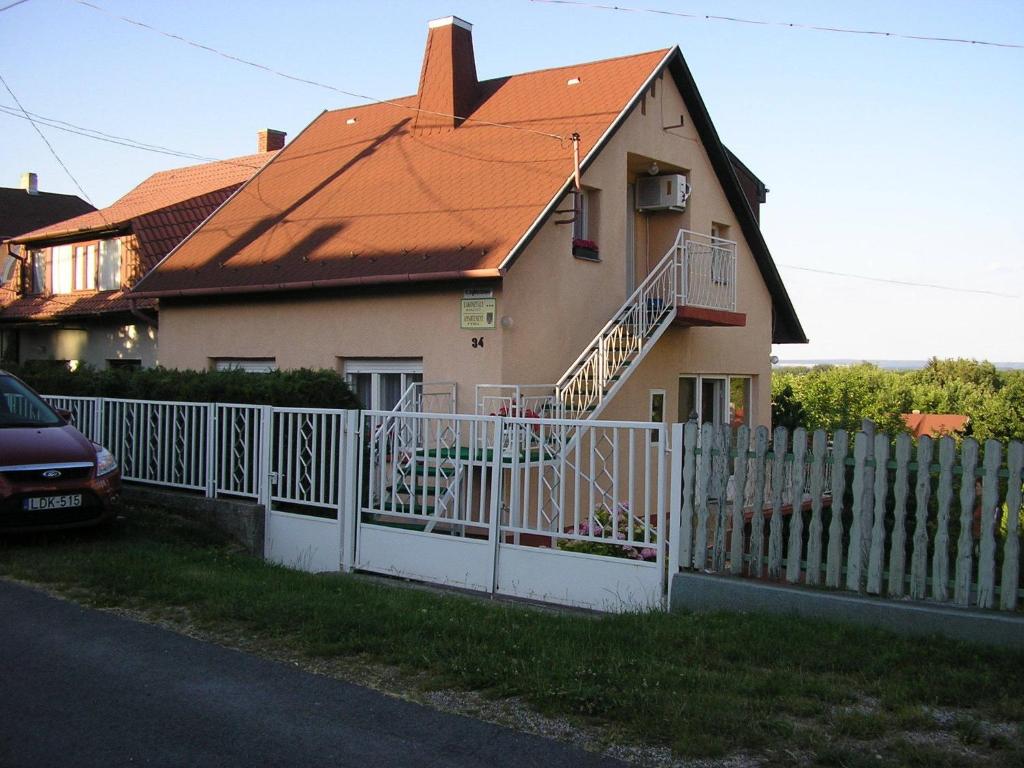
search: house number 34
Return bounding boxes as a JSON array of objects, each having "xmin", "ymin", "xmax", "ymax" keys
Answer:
[{"xmin": 471, "ymin": 337, "xmax": 484, "ymax": 348}]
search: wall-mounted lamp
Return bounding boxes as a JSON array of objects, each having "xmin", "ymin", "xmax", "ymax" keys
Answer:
[
  {"xmin": 647, "ymin": 161, "xmax": 660, "ymax": 176},
  {"xmin": 500, "ymin": 315, "xmax": 514, "ymax": 330}
]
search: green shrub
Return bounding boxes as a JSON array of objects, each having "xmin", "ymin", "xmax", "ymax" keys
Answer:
[{"xmin": 5, "ymin": 362, "xmax": 360, "ymax": 409}]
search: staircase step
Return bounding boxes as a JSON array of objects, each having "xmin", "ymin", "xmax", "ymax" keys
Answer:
[{"xmin": 399, "ymin": 463, "xmax": 456, "ymax": 478}]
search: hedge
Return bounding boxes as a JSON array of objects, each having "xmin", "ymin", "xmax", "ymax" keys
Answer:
[{"xmin": 5, "ymin": 362, "xmax": 361, "ymax": 410}]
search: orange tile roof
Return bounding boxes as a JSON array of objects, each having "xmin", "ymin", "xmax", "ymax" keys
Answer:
[
  {"xmin": 14, "ymin": 152, "xmax": 277, "ymax": 243},
  {"xmin": 133, "ymin": 50, "xmax": 670, "ymax": 296},
  {"xmin": 901, "ymin": 413, "xmax": 969, "ymax": 438}
]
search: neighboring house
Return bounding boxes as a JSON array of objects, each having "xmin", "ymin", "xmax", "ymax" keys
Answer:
[
  {"xmin": 901, "ymin": 411, "xmax": 970, "ymax": 439},
  {"xmin": 0, "ymin": 173, "xmax": 96, "ymax": 362},
  {"xmin": 133, "ymin": 16, "xmax": 806, "ymax": 427},
  {"xmin": 0, "ymin": 131, "xmax": 285, "ymax": 369}
]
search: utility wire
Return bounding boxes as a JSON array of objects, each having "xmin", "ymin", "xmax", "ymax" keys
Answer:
[
  {"xmin": 0, "ymin": 69, "xmax": 106, "ymax": 218},
  {"xmin": 776, "ymin": 263, "xmax": 1019, "ymax": 299},
  {"xmin": 70, "ymin": 0, "xmax": 568, "ymax": 142},
  {"xmin": 0, "ymin": 0, "xmax": 32, "ymax": 13},
  {"xmin": 530, "ymin": 0, "xmax": 1024, "ymax": 50},
  {"xmin": 0, "ymin": 103, "xmax": 267, "ymax": 168}
]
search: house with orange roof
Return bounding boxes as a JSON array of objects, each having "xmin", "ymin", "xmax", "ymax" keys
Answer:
[
  {"xmin": 901, "ymin": 411, "xmax": 970, "ymax": 439},
  {"xmin": 133, "ymin": 16, "xmax": 806, "ymax": 425},
  {"xmin": 0, "ymin": 132, "xmax": 284, "ymax": 369}
]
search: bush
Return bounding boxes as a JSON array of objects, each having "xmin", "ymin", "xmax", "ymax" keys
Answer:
[{"xmin": 5, "ymin": 362, "xmax": 361, "ymax": 409}]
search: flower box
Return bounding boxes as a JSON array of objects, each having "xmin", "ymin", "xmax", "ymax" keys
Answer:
[{"xmin": 572, "ymin": 238, "xmax": 599, "ymax": 261}]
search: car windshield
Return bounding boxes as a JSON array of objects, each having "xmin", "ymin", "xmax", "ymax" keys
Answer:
[{"xmin": 0, "ymin": 374, "xmax": 63, "ymax": 428}]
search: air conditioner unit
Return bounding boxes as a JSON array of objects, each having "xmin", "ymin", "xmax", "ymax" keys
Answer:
[{"xmin": 636, "ymin": 174, "xmax": 690, "ymax": 212}]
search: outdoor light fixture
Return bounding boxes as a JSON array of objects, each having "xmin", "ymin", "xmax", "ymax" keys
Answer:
[
  {"xmin": 647, "ymin": 161, "xmax": 660, "ymax": 176},
  {"xmin": 500, "ymin": 315, "xmax": 514, "ymax": 329}
]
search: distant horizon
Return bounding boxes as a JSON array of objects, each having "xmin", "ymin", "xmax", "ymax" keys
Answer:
[{"xmin": 776, "ymin": 358, "xmax": 1024, "ymax": 371}]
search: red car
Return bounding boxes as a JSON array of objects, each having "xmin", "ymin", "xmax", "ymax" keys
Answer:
[{"xmin": 0, "ymin": 370, "xmax": 121, "ymax": 532}]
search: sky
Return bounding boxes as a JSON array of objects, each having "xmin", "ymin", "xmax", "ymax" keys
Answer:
[{"xmin": 2, "ymin": 0, "xmax": 1022, "ymax": 363}]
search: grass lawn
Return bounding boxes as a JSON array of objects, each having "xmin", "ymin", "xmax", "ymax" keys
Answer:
[{"xmin": 1, "ymin": 503, "xmax": 1022, "ymax": 767}]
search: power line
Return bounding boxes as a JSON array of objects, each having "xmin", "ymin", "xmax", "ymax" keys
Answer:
[
  {"xmin": 529, "ymin": 0, "xmax": 1024, "ymax": 50},
  {"xmin": 776, "ymin": 263, "xmax": 1019, "ymax": 299},
  {"xmin": 0, "ymin": 0, "xmax": 32, "ymax": 12},
  {"xmin": 70, "ymin": 0, "xmax": 568, "ymax": 142},
  {"xmin": 0, "ymin": 103, "xmax": 266, "ymax": 168},
  {"xmin": 0, "ymin": 69, "xmax": 105, "ymax": 216}
]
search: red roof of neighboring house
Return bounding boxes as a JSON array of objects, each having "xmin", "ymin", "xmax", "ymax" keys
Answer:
[
  {"xmin": 13, "ymin": 153, "xmax": 276, "ymax": 244},
  {"xmin": 0, "ymin": 187, "xmax": 95, "ymax": 241},
  {"xmin": 1, "ymin": 154, "xmax": 275, "ymax": 322},
  {"xmin": 901, "ymin": 413, "xmax": 969, "ymax": 438}
]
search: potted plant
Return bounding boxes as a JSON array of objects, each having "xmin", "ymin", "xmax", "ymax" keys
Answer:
[{"xmin": 572, "ymin": 238, "xmax": 599, "ymax": 261}]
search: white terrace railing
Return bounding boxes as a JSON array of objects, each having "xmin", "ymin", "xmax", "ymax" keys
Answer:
[{"xmin": 556, "ymin": 229, "xmax": 737, "ymax": 421}]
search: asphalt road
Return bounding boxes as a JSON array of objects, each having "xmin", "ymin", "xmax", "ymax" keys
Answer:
[{"xmin": 0, "ymin": 580, "xmax": 624, "ymax": 768}]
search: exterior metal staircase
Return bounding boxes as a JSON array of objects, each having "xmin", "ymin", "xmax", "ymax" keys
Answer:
[{"xmin": 556, "ymin": 228, "xmax": 737, "ymax": 421}]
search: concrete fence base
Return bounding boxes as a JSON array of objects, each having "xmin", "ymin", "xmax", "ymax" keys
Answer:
[
  {"xmin": 122, "ymin": 485, "xmax": 265, "ymax": 557},
  {"xmin": 670, "ymin": 571, "xmax": 1024, "ymax": 649}
]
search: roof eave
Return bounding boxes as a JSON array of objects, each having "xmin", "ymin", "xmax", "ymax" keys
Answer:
[{"xmin": 130, "ymin": 267, "xmax": 504, "ymax": 300}]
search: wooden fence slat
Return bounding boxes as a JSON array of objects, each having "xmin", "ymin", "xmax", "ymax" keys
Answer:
[
  {"xmin": 679, "ymin": 421, "xmax": 698, "ymax": 569},
  {"xmin": 786, "ymin": 428, "xmax": 808, "ymax": 583},
  {"xmin": 806, "ymin": 429, "xmax": 827, "ymax": 586},
  {"xmin": 846, "ymin": 431, "xmax": 869, "ymax": 592},
  {"xmin": 749, "ymin": 426, "xmax": 770, "ymax": 578},
  {"xmin": 712, "ymin": 424, "xmax": 731, "ymax": 571},
  {"xmin": 888, "ymin": 433, "xmax": 912, "ymax": 597},
  {"xmin": 909, "ymin": 435, "xmax": 933, "ymax": 600},
  {"xmin": 1001, "ymin": 441, "xmax": 1023, "ymax": 611},
  {"xmin": 692, "ymin": 423, "xmax": 715, "ymax": 570},
  {"xmin": 729, "ymin": 424, "xmax": 750, "ymax": 576},
  {"xmin": 825, "ymin": 430, "xmax": 849, "ymax": 588},
  {"xmin": 767, "ymin": 426, "xmax": 788, "ymax": 579},
  {"xmin": 860, "ymin": 420, "xmax": 877, "ymax": 589},
  {"xmin": 976, "ymin": 440, "xmax": 1002, "ymax": 609},
  {"xmin": 867, "ymin": 433, "xmax": 891, "ymax": 595},
  {"xmin": 932, "ymin": 436, "xmax": 955, "ymax": 602},
  {"xmin": 954, "ymin": 438, "xmax": 979, "ymax": 606}
]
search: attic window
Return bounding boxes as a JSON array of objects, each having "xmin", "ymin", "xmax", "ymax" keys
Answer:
[
  {"xmin": 566, "ymin": 77, "xmax": 581, "ymax": 86},
  {"xmin": 346, "ymin": 117, "xmax": 358, "ymax": 125}
]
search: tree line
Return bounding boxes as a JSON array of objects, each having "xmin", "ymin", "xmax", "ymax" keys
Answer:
[{"xmin": 771, "ymin": 358, "xmax": 1024, "ymax": 443}]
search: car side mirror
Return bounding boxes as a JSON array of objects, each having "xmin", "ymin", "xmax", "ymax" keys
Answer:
[{"xmin": 56, "ymin": 408, "xmax": 74, "ymax": 424}]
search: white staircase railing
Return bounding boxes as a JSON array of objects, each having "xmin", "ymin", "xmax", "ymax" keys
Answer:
[{"xmin": 556, "ymin": 229, "xmax": 736, "ymax": 421}]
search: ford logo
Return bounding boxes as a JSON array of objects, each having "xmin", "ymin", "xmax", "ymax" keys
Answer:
[{"xmin": 42, "ymin": 470, "xmax": 62, "ymax": 479}]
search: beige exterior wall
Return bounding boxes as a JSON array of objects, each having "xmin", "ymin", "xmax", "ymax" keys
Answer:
[
  {"xmin": 18, "ymin": 322, "xmax": 159, "ymax": 369},
  {"xmin": 158, "ymin": 70, "xmax": 777, "ymax": 424},
  {"xmin": 158, "ymin": 288, "xmax": 504, "ymax": 414}
]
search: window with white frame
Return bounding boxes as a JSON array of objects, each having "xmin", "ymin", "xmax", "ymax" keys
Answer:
[
  {"xmin": 51, "ymin": 245, "xmax": 73, "ymax": 294},
  {"xmin": 678, "ymin": 375, "xmax": 752, "ymax": 430},
  {"xmin": 343, "ymin": 359, "xmax": 423, "ymax": 411},
  {"xmin": 74, "ymin": 244, "xmax": 97, "ymax": 291},
  {"xmin": 213, "ymin": 358, "xmax": 277, "ymax": 373},
  {"xmin": 649, "ymin": 389, "xmax": 665, "ymax": 444},
  {"xmin": 98, "ymin": 238, "xmax": 121, "ymax": 291},
  {"xmin": 29, "ymin": 249, "xmax": 45, "ymax": 294}
]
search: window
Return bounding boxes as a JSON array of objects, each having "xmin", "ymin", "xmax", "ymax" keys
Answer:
[
  {"xmin": 98, "ymin": 238, "xmax": 121, "ymax": 291},
  {"xmin": 679, "ymin": 375, "xmax": 752, "ymax": 430},
  {"xmin": 649, "ymin": 389, "xmax": 665, "ymax": 444},
  {"xmin": 51, "ymin": 245, "xmax": 73, "ymax": 294},
  {"xmin": 213, "ymin": 358, "xmax": 277, "ymax": 373},
  {"xmin": 74, "ymin": 245, "xmax": 96, "ymax": 291},
  {"xmin": 107, "ymin": 358, "xmax": 142, "ymax": 370},
  {"xmin": 29, "ymin": 250, "xmax": 45, "ymax": 294},
  {"xmin": 571, "ymin": 188, "xmax": 600, "ymax": 261},
  {"xmin": 343, "ymin": 359, "xmax": 423, "ymax": 411}
]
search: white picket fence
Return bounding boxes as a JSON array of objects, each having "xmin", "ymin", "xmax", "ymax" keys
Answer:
[
  {"xmin": 672, "ymin": 422, "xmax": 1024, "ymax": 613},
  {"xmin": 43, "ymin": 394, "xmax": 1023, "ymax": 614}
]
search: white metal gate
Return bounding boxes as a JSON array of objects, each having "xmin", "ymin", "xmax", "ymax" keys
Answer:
[
  {"xmin": 355, "ymin": 410, "xmax": 502, "ymax": 591},
  {"xmin": 264, "ymin": 408, "xmax": 357, "ymax": 573}
]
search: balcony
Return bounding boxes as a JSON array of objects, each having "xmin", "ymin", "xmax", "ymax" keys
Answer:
[{"xmin": 673, "ymin": 230, "xmax": 746, "ymax": 328}]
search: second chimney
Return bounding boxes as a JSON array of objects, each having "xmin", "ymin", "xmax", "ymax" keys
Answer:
[
  {"xmin": 257, "ymin": 129, "xmax": 287, "ymax": 153},
  {"xmin": 20, "ymin": 172, "xmax": 38, "ymax": 195},
  {"xmin": 414, "ymin": 16, "xmax": 478, "ymax": 132}
]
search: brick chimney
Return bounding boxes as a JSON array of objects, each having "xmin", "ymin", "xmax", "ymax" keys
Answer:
[
  {"xmin": 20, "ymin": 172, "xmax": 38, "ymax": 195},
  {"xmin": 414, "ymin": 16, "xmax": 478, "ymax": 132},
  {"xmin": 257, "ymin": 129, "xmax": 286, "ymax": 153}
]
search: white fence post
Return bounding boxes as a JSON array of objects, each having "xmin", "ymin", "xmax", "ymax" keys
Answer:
[
  {"xmin": 204, "ymin": 404, "xmax": 217, "ymax": 498},
  {"xmin": 487, "ymin": 417, "xmax": 504, "ymax": 595},
  {"xmin": 340, "ymin": 409, "xmax": 359, "ymax": 573},
  {"xmin": 667, "ymin": 423, "xmax": 683, "ymax": 596}
]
